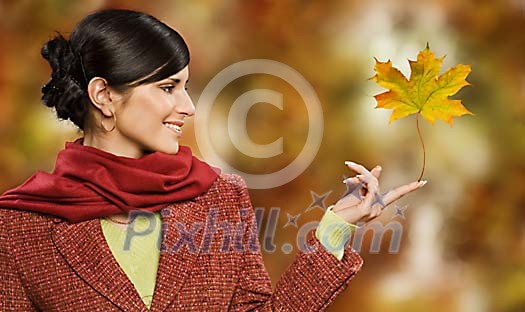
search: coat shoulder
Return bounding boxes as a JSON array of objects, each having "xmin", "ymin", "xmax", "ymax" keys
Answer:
[
  {"xmin": 215, "ymin": 173, "xmax": 247, "ymax": 191},
  {"xmin": 193, "ymin": 173, "xmax": 250, "ymax": 218},
  {"xmin": 202, "ymin": 173, "xmax": 247, "ymax": 198}
]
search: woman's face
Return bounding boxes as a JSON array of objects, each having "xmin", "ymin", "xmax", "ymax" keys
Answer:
[{"xmin": 111, "ymin": 65, "xmax": 194, "ymax": 157}]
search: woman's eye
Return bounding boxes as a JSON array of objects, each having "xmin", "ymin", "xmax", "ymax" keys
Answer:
[{"xmin": 161, "ymin": 86, "xmax": 175, "ymax": 93}]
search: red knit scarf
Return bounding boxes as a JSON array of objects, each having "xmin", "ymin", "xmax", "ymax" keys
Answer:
[{"xmin": 0, "ymin": 138, "xmax": 220, "ymax": 223}]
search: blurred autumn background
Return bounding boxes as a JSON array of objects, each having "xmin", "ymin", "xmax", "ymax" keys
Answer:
[{"xmin": 1, "ymin": 0, "xmax": 524, "ymax": 311}]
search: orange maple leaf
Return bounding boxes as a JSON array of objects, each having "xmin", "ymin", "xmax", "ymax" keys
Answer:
[{"xmin": 370, "ymin": 45, "xmax": 474, "ymax": 125}]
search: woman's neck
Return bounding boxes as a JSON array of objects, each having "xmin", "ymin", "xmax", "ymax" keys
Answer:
[{"xmin": 82, "ymin": 131, "xmax": 145, "ymax": 159}]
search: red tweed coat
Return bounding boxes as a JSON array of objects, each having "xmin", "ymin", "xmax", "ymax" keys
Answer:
[{"xmin": 0, "ymin": 174, "xmax": 363, "ymax": 311}]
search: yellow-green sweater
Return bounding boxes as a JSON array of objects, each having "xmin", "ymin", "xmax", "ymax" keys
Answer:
[{"xmin": 100, "ymin": 207, "xmax": 358, "ymax": 309}]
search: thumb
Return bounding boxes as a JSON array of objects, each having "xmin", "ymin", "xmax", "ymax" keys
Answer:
[{"xmin": 371, "ymin": 165, "xmax": 382, "ymax": 179}]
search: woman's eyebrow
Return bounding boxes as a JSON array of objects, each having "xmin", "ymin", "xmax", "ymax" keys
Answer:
[{"xmin": 167, "ymin": 78, "xmax": 190, "ymax": 83}]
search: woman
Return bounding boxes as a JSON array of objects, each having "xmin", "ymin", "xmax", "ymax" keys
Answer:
[{"xmin": 0, "ymin": 9, "xmax": 426, "ymax": 311}]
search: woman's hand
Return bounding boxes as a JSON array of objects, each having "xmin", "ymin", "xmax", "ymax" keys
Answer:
[{"xmin": 332, "ymin": 161, "xmax": 427, "ymax": 225}]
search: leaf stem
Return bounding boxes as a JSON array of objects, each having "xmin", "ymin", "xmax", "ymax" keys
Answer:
[{"xmin": 416, "ymin": 114, "xmax": 426, "ymax": 182}]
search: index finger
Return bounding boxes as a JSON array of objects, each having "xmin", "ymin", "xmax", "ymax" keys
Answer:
[{"xmin": 345, "ymin": 161, "xmax": 376, "ymax": 180}]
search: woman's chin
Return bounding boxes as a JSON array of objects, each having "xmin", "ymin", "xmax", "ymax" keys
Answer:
[{"xmin": 158, "ymin": 144, "xmax": 180, "ymax": 155}]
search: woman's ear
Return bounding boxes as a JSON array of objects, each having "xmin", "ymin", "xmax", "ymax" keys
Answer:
[{"xmin": 86, "ymin": 77, "xmax": 120, "ymax": 117}]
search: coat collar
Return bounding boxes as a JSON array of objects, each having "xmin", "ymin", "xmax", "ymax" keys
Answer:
[{"xmin": 50, "ymin": 200, "xmax": 204, "ymax": 312}]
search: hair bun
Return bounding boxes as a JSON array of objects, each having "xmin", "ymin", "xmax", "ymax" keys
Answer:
[
  {"xmin": 41, "ymin": 33, "xmax": 78, "ymax": 80},
  {"xmin": 41, "ymin": 32, "xmax": 88, "ymax": 129}
]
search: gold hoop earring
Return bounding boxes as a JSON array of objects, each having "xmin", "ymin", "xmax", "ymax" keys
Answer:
[{"xmin": 100, "ymin": 114, "xmax": 116, "ymax": 132}]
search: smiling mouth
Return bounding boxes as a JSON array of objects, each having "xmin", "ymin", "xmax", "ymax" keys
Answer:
[{"xmin": 163, "ymin": 122, "xmax": 182, "ymax": 135}]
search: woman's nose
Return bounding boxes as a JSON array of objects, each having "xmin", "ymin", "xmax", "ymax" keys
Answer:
[{"xmin": 177, "ymin": 93, "xmax": 195, "ymax": 116}]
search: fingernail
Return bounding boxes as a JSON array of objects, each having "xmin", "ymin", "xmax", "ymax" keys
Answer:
[
  {"xmin": 345, "ymin": 161, "xmax": 355, "ymax": 166},
  {"xmin": 375, "ymin": 165, "xmax": 382, "ymax": 171},
  {"xmin": 343, "ymin": 177, "xmax": 359, "ymax": 184},
  {"xmin": 419, "ymin": 180, "xmax": 428, "ymax": 186}
]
